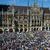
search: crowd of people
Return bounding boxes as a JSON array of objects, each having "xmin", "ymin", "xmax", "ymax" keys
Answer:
[{"xmin": 0, "ymin": 31, "xmax": 50, "ymax": 50}]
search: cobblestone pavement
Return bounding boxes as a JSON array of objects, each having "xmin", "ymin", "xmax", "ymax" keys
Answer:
[{"xmin": 0, "ymin": 31, "xmax": 50, "ymax": 50}]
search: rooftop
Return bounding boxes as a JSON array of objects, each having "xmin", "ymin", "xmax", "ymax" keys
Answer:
[{"xmin": 0, "ymin": 5, "xmax": 50, "ymax": 14}]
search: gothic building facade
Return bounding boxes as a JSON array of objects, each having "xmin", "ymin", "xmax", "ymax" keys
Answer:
[{"xmin": 0, "ymin": 5, "xmax": 50, "ymax": 32}]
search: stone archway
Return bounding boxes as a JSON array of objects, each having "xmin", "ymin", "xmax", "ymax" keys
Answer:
[
  {"xmin": 37, "ymin": 28, "xmax": 38, "ymax": 31},
  {"xmin": 24, "ymin": 28, "xmax": 27, "ymax": 32},
  {"xmin": 0, "ymin": 29, "xmax": 3, "ymax": 34},
  {"xmin": 20, "ymin": 28, "xmax": 23, "ymax": 32},
  {"xmin": 34, "ymin": 28, "xmax": 36, "ymax": 31},
  {"xmin": 9, "ymin": 28, "xmax": 13, "ymax": 32},
  {"xmin": 42, "ymin": 27, "xmax": 45, "ymax": 31},
  {"xmin": 15, "ymin": 28, "xmax": 19, "ymax": 32}
]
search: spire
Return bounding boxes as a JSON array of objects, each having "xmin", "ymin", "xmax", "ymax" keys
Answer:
[
  {"xmin": 11, "ymin": 0, "xmax": 16, "ymax": 6},
  {"xmin": 13, "ymin": 0, "xmax": 16, "ymax": 5},
  {"xmin": 34, "ymin": 0, "xmax": 38, "ymax": 7},
  {"xmin": 8, "ymin": 0, "xmax": 16, "ymax": 6}
]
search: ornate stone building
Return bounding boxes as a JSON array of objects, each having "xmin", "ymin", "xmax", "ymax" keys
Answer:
[
  {"xmin": 44, "ymin": 8, "xmax": 50, "ymax": 31},
  {"xmin": 30, "ymin": 5, "xmax": 43, "ymax": 32},
  {"xmin": 0, "ymin": 5, "xmax": 50, "ymax": 32}
]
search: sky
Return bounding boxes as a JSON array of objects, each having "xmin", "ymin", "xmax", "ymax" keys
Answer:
[{"xmin": 0, "ymin": 0, "xmax": 50, "ymax": 8}]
